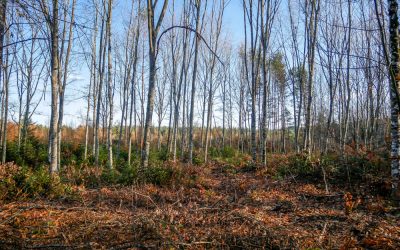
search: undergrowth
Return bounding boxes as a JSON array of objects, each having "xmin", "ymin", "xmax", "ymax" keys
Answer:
[
  {"xmin": 0, "ymin": 163, "xmax": 71, "ymax": 201},
  {"xmin": 0, "ymin": 143, "xmax": 392, "ymax": 202}
]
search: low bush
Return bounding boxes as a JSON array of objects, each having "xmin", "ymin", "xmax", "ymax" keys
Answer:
[
  {"xmin": 100, "ymin": 168, "xmax": 120, "ymax": 185},
  {"xmin": 6, "ymin": 139, "xmax": 48, "ymax": 168},
  {"xmin": 221, "ymin": 163, "xmax": 237, "ymax": 175},
  {"xmin": 192, "ymin": 151, "xmax": 205, "ymax": 166},
  {"xmin": 221, "ymin": 146, "xmax": 237, "ymax": 158},
  {"xmin": 209, "ymin": 146, "xmax": 237, "ymax": 159},
  {"xmin": 61, "ymin": 164, "xmax": 101, "ymax": 187},
  {"xmin": 240, "ymin": 161, "xmax": 259, "ymax": 173},
  {"xmin": 117, "ymin": 163, "xmax": 138, "ymax": 185},
  {"xmin": 268, "ymin": 152, "xmax": 390, "ymax": 184},
  {"xmin": 144, "ymin": 165, "xmax": 174, "ymax": 186},
  {"xmin": 0, "ymin": 163, "xmax": 71, "ymax": 201}
]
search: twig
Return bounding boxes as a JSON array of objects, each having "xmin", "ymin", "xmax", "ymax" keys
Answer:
[
  {"xmin": 131, "ymin": 190, "xmax": 159, "ymax": 209},
  {"xmin": 25, "ymin": 243, "xmax": 89, "ymax": 249},
  {"xmin": 318, "ymin": 222, "xmax": 328, "ymax": 244},
  {"xmin": 109, "ymin": 242, "xmax": 153, "ymax": 250},
  {"xmin": 321, "ymin": 165, "xmax": 330, "ymax": 194},
  {"xmin": 0, "ymin": 205, "xmax": 41, "ymax": 225},
  {"xmin": 178, "ymin": 241, "xmax": 213, "ymax": 246}
]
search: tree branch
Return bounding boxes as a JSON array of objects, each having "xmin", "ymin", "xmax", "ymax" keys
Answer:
[{"xmin": 156, "ymin": 25, "xmax": 225, "ymax": 67}]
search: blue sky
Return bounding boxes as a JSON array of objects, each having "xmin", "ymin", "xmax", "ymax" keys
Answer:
[{"xmin": 30, "ymin": 0, "xmax": 246, "ymax": 127}]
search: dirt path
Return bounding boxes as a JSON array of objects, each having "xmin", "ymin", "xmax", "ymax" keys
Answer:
[{"xmin": 0, "ymin": 163, "xmax": 399, "ymax": 249}]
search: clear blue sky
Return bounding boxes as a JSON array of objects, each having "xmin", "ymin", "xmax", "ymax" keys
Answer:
[{"xmin": 30, "ymin": 0, "xmax": 246, "ymax": 127}]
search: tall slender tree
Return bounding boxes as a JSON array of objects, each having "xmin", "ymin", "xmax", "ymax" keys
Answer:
[
  {"xmin": 188, "ymin": 0, "xmax": 202, "ymax": 164},
  {"xmin": 141, "ymin": 0, "xmax": 169, "ymax": 172},
  {"xmin": 387, "ymin": 0, "xmax": 400, "ymax": 198}
]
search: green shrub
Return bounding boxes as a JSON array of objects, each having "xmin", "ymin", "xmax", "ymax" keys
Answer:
[
  {"xmin": 240, "ymin": 161, "xmax": 258, "ymax": 173},
  {"xmin": 289, "ymin": 155, "xmax": 314, "ymax": 174},
  {"xmin": 114, "ymin": 150, "xmax": 129, "ymax": 169},
  {"xmin": 208, "ymin": 146, "xmax": 238, "ymax": 160},
  {"xmin": 98, "ymin": 146, "xmax": 109, "ymax": 166},
  {"xmin": 0, "ymin": 163, "xmax": 70, "ymax": 201},
  {"xmin": 273, "ymin": 154, "xmax": 316, "ymax": 179},
  {"xmin": 221, "ymin": 146, "xmax": 236, "ymax": 158},
  {"xmin": 6, "ymin": 138, "xmax": 48, "ymax": 168},
  {"xmin": 269, "ymin": 153, "xmax": 390, "ymax": 183},
  {"xmin": 192, "ymin": 151, "xmax": 205, "ymax": 166},
  {"xmin": 148, "ymin": 147, "xmax": 169, "ymax": 165},
  {"xmin": 100, "ymin": 168, "xmax": 120, "ymax": 185},
  {"xmin": 209, "ymin": 147, "xmax": 219, "ymax": 158},
  {"xmin": 60, "ymin": 164, "xmax": 101, "ymax": 187},
  {"xmin": 5, "ymin": 142, "xmax": 22, "ymax": 166},
  {"xmin": 156, "ymin": 147, "xmax": 169, "ymax": 161},
  {"xmin": 118, "ymin": 163, "xmax": 138, "ymax": 185},
  {"xmin": 23, "ymin": 166, "xmax": 52, "ymax": 196},
  {"xmin": 0, "ymin": 163, "xmax": 21, "ymax": 200},
  {"xmin": 144, "ymin": 165, "xmax": 173, "ymax": 186},
  {"xmin": 332, "ymin": 154, "xmax": 389, "ymax": 181},
  {"xmin": 221, "ymin": 164, "xmax": 237, "ymax": 174}
]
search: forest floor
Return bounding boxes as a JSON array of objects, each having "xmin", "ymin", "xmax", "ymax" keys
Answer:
[{"xmin": 0, "ymin": 161, "xmax": 400, "ymax": 249}]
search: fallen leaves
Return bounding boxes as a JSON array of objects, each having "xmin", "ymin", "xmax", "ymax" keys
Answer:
[
  {"xmin": 0, "ymin": 161, "xmax": 399, "ymax": 249},
  {"xmin": 344, "ymin": 192, "xmax": 361, "ymax": 215}
]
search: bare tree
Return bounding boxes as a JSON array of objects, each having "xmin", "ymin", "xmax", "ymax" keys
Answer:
[
  {"xmin": 387, "ymin": 0, "xmax": 400, "ymax": 198},
  {"xmin": 40, "ymin": 0, "xmax": 60, "ymax": 174},
  {"xmin": 188, "ymin": 0, "xmax": 202, "ymax": 164},
  {"xmin": 0, "ymin": 0, "xmax": 7, "ymax": 163},
  {"xmin": 303, "ymin": 0, "xmax": 320, "ymax": 154},
  {"xmin": 127, "ymin": 0, "xmax": 142, "ymax": 166},
  {"xmin": 141, "ymin": 0, "xmax": 169, "ymax": 172},
  {"xmin": 57, "ymin": 0, "xmax": 76, "ymax": 168},
  {"xmin": 106, "ymin": 0, "xmax": 114, "ymax": 169}
]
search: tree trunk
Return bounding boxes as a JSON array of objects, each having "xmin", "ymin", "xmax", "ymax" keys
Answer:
[
  {"xmin": 48, "ymin": 0, "xmax": 60, "ymax": 174},
  {"xmin": 106, "ymin": 0, "xmax": 114, "ymax": 169},
  {"xmin": 127, "ymin": 1, "xmax": 141, "ymax": 165},
  {"xmin": 388, "ymin": 0, "xmax": 400, "ymax": 199},
  {"xmin": 57, "ymin": 0, "xmax": 76, "ymax": 169},
  {"xmin": 0, "ymin": 0, "xmax": 7, "ymax": 163},
  {"xmin": 188, "ymin": 0, "xmax": 201, "ymax": 164},
  {"xmin": 141, "ymin": 0, "xmax": 168, "ymax": 172},
  {"xmin": 94, "ymin": 4, "xmax": 107, "ymax": 166}
]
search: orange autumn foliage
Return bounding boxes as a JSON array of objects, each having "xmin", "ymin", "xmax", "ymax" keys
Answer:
[{"xmin": 344, "ymin": 192, "xmax": 361, "ymax": 215}]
